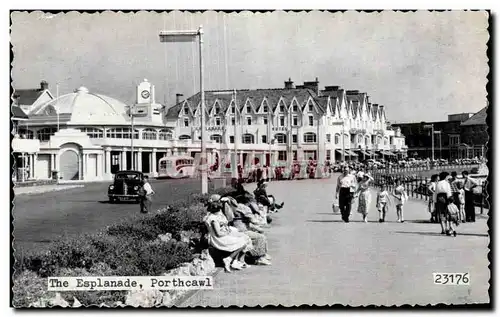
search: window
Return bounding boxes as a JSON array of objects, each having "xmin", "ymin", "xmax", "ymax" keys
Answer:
[
  {"xmin": 292, "ymin": 134, "xmax": 298, "ymax": 143},
  {"xmin": 159, "ymin": 129, "xmax": 173, "ymax": 140},
  {"xmin": 335, "ymin": 133, "xmax": 340, "ymax": 145},
  {"xmin": 358, "ymin": 135, "xmax": 363, "ymax": 144},
  {"xmin": 326, "ymin": 134, "xmax": 331, "ymax": 143},
  {"xmin": 229, "ymin": 136, "xmax": 234, "ymax": 144},
  {"xmin": 261, "ymin": 135, "xmax": 267, "ymax": 144},
  {"xmin": 275, "ymin": 133, "xmax": 287, "ymax": 144},
  {"xmin": 242, "ymin": 133, "xmax": 254, "ymax": 144},
  {"xmin": 106, "ymin": 128, "xmax": 139, "ymax": 139},
  {"xmin": 365, "ymin": 137, "xmax": 369, "ymax": 146},
  {"xmin": 309, "ymin": 116, "xmax": 314, "ymax": 126},
  {"xmin": 80, "ymin": 127, "xmax": 103, "ymax": 139},
  {"xmin": 184, "ymin": 108, "xmax": 189, "ymax": 115},
  {"xmin": 303, "ymin": 132, "xmax": 317, "ymax": 143},
  {"xmin": 293, "ymin": 151, "xmax": 298, "ymax": 160},
  {"xmin": 37, "ymin": 127, "xmax": 58, "ymax": 141},
  {"xmin": 278, "ymin": 151, "xmax": 287, "ymax": 161},
  {"xmin": 293, "ymin": 105, "xmax": 298, "ymax": 112},
  {"xmin": 263, "ymin": 106, "xmax": 268, "ymax": 113},
  {"xmin": 390, "ymin": 136, "xmax": 394, "ymax": 145},
  {"xmin": 142, "ymin": 128, "xmax": 157, "ymax": 140},
  {"xmin": 231, "ymin": 106, "xmax": 235, "ymax": 114},
  {"xmin": 214, "ymin": 106, "xmax": 220, "ymax": 114},
  {"xmin": 263, "ymin": 117, "xmax": 268, "ymax": 125},
  {"xmin": 246, "ymin": 117, "xmax": 252, "ymax": 125},
  {"xmin": 178, "ymin": 135, "xmax": 191, "ymax": 140},
  {"xmin": 279, "ymin": 105, "xmax": 285, "ymax": 112},
  {"xmin": 279, "ymin": 116, "xmax": 285, "ymax": 127},
  {"xmin": 246, "ymin": 106, "xmax": 251, "ymax": 113},
  {"xmin": 384, "ymin": 138, "xmax": 388, "ymax": 145},
  {"xmin": 293, "ymin": 115, "xmax": 298, "ymax": 126},
  {"xmin": 308, "ymin": 104, "xmax": 313, "ymax": 112},
  {"xmin": 183, "ymin": 118, "xmax": 189, "ymax": 127},
  {"xmin": 231, "ymin": 117, "xmax": 235, "ymax": 125},
  {"xmin": 326, "ymin": 150, "xmax": 331, "ymax": 161},
  {"xmin": 215, "ymin": 117, "xmax": 221, "ymax": 126},
  {"xmin": 210, "ymin": 134, "xmax": 222, "ymax": 143},
  {"xmin": 450, "ymin": 135, "xmax": 460, "ymax": 145}
]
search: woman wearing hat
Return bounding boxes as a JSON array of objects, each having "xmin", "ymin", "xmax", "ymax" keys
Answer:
[
  {"xmin": 354, "ymin": 172, "xmax": 374, "ymax": 223},
  {"xmin": 204, "ymin": 194, "xmax": 252, "ymax": 272},
  {"xmin": 254, "ymin": 180, "xmax": 284, "ymax": 213},
  {"xmin": 221, "ymin": 196, "xmax": 272, "ymax": 266}
]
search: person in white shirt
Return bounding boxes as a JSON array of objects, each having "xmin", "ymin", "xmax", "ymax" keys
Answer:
[
  {"xmin": 140, "ymin": 176, "xmax": 155, "ymax": 213},
  {"xmin": 462, "ymin": 170, "xmax": 479, "ymax": 222},
  {"xmin": 434, "ymin": 172, "xmax": 452, "ymax": 235},
  {"xmin": 427, "ymin": 174, "xmax": 438, "ymax": 223},
  {"xmin": 335, "ymin": 167, "xmax": 357, "ymax": 223}
]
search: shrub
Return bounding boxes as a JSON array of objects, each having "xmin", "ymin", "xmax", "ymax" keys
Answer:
[{"xmin": 12, "ymin": 270, "xmax": 47, "ymax": 308}]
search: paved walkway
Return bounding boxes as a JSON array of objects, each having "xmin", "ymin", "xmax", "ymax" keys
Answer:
[
  {"xmin": 181, "ymin": 176, "xmax": 490, "ymax": 307},
  {"xmin": 14, "ymin": 184, "xmax": 85, "ymax": 196}
]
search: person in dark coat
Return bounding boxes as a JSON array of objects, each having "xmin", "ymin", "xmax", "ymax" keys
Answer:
[{"xmin": 254, "ymin": 180, "xmax": 284, "ymax": 212}]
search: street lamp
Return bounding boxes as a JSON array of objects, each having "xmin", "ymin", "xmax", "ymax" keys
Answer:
[
  {"xmin": 422, "ymin": 122, "xmax": 435, "ymax": 161},
  {"xmin": 159, "ymin": 25, "xmax": 208, "ymax": 194}
]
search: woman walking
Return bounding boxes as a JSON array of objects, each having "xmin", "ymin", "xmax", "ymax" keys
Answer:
[
  {"xmin": 204, "ymin": 194, "xmax": 252, "ymax": 272},
  {"xmin": 354, "ymin": 172, "xmax": 374, "ymax": 223},
  {"xmin": 434, "ymin": 172, "xmax": 453, "ymax": 235}
]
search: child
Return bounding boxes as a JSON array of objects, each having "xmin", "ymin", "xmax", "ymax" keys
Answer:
[
  {"xmin": 376, "ymin": 185, "xmax": 391, "ymax": 222},
  {"xmin": 446, "ymin": 197, "xmax": 460, "ymax": 237},
  {"xmin": 457, "ymin": 182, "xmax": 466, "ymax": 223},
  {"xmin": 392, "ymin": 180, "xmax": 408, "ymax": 223}
]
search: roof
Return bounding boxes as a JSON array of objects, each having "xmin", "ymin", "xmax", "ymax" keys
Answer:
[
  {"xmin": 461, "ymin": 107, "xmax": 487, "ymax": 126},
  {"xmin": 12, "ymin": 106, "xmax": 28, "ymax": 119},
  {"xmin": 29, "ymin": 86, "xmax": 129, "ymax": 125},
  {"xmin": 166, "ymin": 87, "xmax": 323, "ymax": 119},
  {"xmin": 13, "ymin": 89, "xmax": 45, "ymax": 106}
]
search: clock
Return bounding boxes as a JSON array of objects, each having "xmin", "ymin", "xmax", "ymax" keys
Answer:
[{"xmin": 141, "ymin": 90, "xmax": 150, "ymax": 99}]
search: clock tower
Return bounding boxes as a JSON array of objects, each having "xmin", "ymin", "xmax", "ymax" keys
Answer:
[
  {"xmin": 134, "ymin": 79, "xmax": 163, "ymax": 124},
  {"xmin": 137, "ymin": 79, "xmax": 155, "ymax": 104}
]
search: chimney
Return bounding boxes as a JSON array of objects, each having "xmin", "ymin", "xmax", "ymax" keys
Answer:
[
  {"xmin": 284, "ymin": 78, "xmax": 294, "ymax": 89},
  {"xmin": 323, "ymin": 86, "xmax": 339, "ymax": 92},
  {"xmin": 303, "ymin": 78, "xmax": 320, "ymax": 95},
  {"xmin": 176, "ymin": 93, "xmax": 183, "ymax": 105},
  {"xmin": 40, "ymin": 80, "xmax": 49, "ymax": 91},
  {"xmin": 346, "ymin": 90, "xmax": 359, "ymax": 95}
]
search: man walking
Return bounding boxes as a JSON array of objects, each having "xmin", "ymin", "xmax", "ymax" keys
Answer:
[
  {"xmin": 462, "ymin": 170, "xmax": 478, "ymax": 222},
  {"xmin": 335, "ymin": 167, "xmax": 357, "ymax": 223},
  {"xmin": 140, "ymin": 176, "xmax": 155, "ymax": 213},
  {"xmin": 449, "ymin": 171, "xmax": 460, "ymax": 206}
]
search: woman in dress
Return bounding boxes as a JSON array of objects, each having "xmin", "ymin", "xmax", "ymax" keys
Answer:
[
  {"xmin": 204, "ymin": 194, "xmax": 252, "ymax": 272},
  {"xmin": 354, "ymin": 172, "xmax": 374, "ymax": 223},
  {"xmin": 221, "ymin": 196, "xmax": 272, "ymax": 266},
  {"xmin": 392, "ymin": 179, "xmax": 408, "ymax": 223}
]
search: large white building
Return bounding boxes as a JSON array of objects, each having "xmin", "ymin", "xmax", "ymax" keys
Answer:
[{"xmin": 12, "ymin": 79, "xmax": 407, "ymax": 182}]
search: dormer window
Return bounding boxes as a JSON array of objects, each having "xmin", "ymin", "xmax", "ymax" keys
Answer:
[
  {"xmin": 308, "ymin": 104, "xmax": 313, "ymax": 112},
  {"xmin": 184, "ymin": 108, "xmax": 189, "ymax": 115},
  {"xmin": 263, "ymin": 106, "xmax": 268, "ymax": 113},
  {"xmin": 279, "ymin": 105, "xmax": 285, "ymax": 112},
  {"xmin": 246, "ymin": 106, "xmax": 251, "ymax": 113},
  {"xmin": 231, "ymin": 106, "xmax": 235, "ymax": 114},
  {"xmin": 215, "ymin": 106, "xmax": 220, "ymax": 114},
  {"xmin": 293, "ymin": 105, "xmax": 298, "ymax": 112}
]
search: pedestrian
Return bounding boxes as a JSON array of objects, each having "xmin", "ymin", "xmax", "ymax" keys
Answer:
[
  {"xmin": 140, "ymin": 175, "xmax": 155, "ymax": 213},
  {"xmin": 462, "ymin": 170, "xmax": 479, "ymax": 222},
  {"xmin": 449, "ymin": 171, "xmax": 461, "ymax": 206},
  {"xmin": 376, "ymin": 184, "xmax": 391, "ymax": 222},
  {"xmin": 434, "ymin": 172, "xmax": 452, "ymax": 234},
  {"xmin": 446, "ymin": 197, "xmax": 460, "ymax": 237},
  {"xmin": 392, "ymin": 179, "xmax": 408, "ymax": 223},
  {"xmin": 457, "ymin": 182, "xmax": 466, "ymax": 223},
  {"xmin": 354, "ymin": 172, "xmax": 374, "ymax": 223},
  {"xmin": 427, "ymin": 174, "xmax": 438, "ymax": 223},
  {"xmin": 335, "ymin": 167, "xmax": 357, "ymax": 223}
]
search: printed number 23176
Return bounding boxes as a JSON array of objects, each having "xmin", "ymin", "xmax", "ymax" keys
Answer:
[{"xmin": 433, "ymin": 273, "xmax": 470, "ymax": 285}]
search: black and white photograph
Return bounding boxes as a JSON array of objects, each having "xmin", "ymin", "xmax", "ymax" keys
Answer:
[{"xmin": 9, "ymin": 8, "xmax": 491, "ymax": 309}]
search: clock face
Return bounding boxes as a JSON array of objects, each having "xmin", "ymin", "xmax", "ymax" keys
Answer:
[{"xmin": 141, "ymin": 90, "xmax": 150, "ymax": 99}]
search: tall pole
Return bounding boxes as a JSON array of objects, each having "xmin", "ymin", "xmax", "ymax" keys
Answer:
[
  {"xmin": 131, "ymin": 111, "xmax": 134, "ymax": 171},
  {"xmin": 56, "ymin": 83, "xmax": 60, "ymax": 132},
  {"xmin": 233, "ymin": 89, "xmax": 238, "ymax": 176},
  {"xmin": 199, "ymin": 25, "xmax": 208, "ymax": 194},
  {"xmin": 431, "ymin": 124, "xmax": 435, "ymax": 162},
  {"xmin": 341, "ymin": 122, "xmax": 345, "ymax": 162}
]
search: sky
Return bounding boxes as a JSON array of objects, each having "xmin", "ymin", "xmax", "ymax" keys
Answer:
[{"xmin": 10, "ymin": 10, "xmax": 489, "ymax": 123}]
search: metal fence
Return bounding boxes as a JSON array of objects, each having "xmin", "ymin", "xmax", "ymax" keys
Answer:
[
  {"xmin": 370, "ymin": 164, "xmax": 480, "ymax": 177},
  {"xmin": 371, "ymin": 173, "xmax": 489, "ymax": 214}
]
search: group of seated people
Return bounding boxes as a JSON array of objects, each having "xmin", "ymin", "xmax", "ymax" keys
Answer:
[{"xmin": 203, "ymin": 179, "xmax": 284, "ymax": 272}]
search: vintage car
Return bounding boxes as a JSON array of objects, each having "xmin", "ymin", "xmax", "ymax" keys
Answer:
[{"xmin": 108, "ymin": 170, "xmax": 145, "ymax": 203}]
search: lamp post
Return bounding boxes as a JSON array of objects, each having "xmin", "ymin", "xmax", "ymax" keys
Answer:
[
  {"xmin": 160, "ymin": 25, "xmax": 207, "ymax": 194},
  {"xmin": 422, "ymin": 123, "xmax": 435, "ymax": 162}
]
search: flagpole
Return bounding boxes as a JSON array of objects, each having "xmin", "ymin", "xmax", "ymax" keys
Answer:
[
  {"xmin": 233, "ymin": 89, "xmax": 238, "ymax": 177},
  {"xmin": 56, "ymin": 83, "xmax": 60, "ymax": 132}
]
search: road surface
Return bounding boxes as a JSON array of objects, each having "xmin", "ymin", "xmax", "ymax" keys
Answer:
[{"xmin": 181, "ymin": 177, "xmax": 490, "ymax": 307}]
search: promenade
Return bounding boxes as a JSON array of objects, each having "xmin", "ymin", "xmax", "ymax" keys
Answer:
[{"xmin": 181, "ymin": 176, "xmax": 490, "ymax": 307}]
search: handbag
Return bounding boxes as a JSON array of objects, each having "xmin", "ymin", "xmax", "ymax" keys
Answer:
[{"xmin": 332, "ymin": 199, "xmax": 340, "ymax": 214}]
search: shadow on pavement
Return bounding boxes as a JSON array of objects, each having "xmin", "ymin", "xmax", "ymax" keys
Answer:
[
  {"xmin": 98, "ymin": 200, "xmax": 138, "ymax": 204},
  {"xmin": 307, "ymin": 220, "xmax": 378, "ymax": 223},
  {"xmin": 394, "ymin": 231, "xmax": 489, "ymax": 238},
  {"xmin": 406, "ymin": 220, "xmax": 432, "ymax": 224}
]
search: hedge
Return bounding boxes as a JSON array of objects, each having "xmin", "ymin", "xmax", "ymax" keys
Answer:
[{"xmin": 13, "ymin": 186, "xmax": 235, "ymax": 308}]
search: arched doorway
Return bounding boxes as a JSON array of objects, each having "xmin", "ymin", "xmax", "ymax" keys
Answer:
[{"xmin": 60, "ymin": 150, "xmax": 80, "ymax": 180}]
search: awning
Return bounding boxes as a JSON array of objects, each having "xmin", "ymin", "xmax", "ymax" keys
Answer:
[
  {"xmin": 346, "ymin": 150, "xmax": 358, "ymax": 157},
  {"xmin": 382, "ymin": 151, "xmax": 396, "ymax": 156}
]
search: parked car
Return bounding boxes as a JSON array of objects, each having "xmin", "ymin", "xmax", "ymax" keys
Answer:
[{"xmin": 108, "ymin": 170, "xmax": 145, "ymax": 203}]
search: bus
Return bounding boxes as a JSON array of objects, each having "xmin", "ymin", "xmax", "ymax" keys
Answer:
[{"xmin": 157, "ymin": 156, "xmax": 195, "ymax": 179}]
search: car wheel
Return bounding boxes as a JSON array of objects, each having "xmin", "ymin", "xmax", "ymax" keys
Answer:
[{"xmin": 109, "ymin": 197, "xmax": 115, "ymax": 203}]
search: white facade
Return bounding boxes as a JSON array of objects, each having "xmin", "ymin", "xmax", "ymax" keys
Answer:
[{"xmin": 13, "ymin": 79, "xmax": 407, "ymax": 182}]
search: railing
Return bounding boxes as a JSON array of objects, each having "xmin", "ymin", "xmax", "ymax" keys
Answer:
[{"xmin": 370, "ymin": 164, "xmax": 480, "ymax": 176}]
